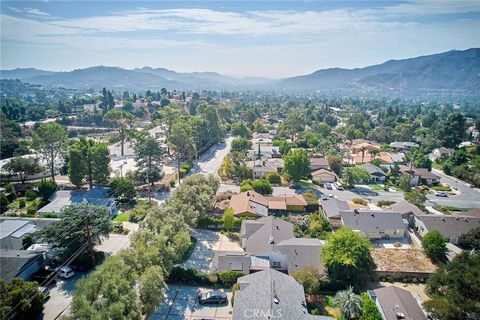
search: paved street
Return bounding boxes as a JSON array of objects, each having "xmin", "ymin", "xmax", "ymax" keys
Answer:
[{"xmin": 194, "ymin": 137, "xmax": 233, "ymax": 177}]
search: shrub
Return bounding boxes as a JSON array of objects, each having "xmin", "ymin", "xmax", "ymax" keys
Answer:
[
  {"xmin": 181, "ymin": 162, "xmax": 192, "ymax": 174},
  {"xmin": 25, "ymin": 190, "xmax": 37, "ymax": 201},
  {"xmin": 218, "ymin": 271, "xmax": 245, "ymax": 286},
  {"xmin": 167, "ymin": 267, "xmax": 210, "ymax": 285},
  {"xmin": 432, "ymin": 185, "xmax": 452, "ymax": 192},
  {"xmin": 303, "ymin": 190, "xmax": 319, "ymax": 212},
  {"xmin": 37, "ymin": 179, "xmax": 57, "ymax": 202},
  {"xmin": 5, "ymin": 183, "xmax": 17, "ymax": 199},
  {"xmin": 266, "ymin": 172, "xmax": 281, "ymax": 184},
  {"xmin": 26, "ymin": 207, "xmax": 36, "ymax": 216},
  {"xmin": 19, "ymin": 199, "xmax": 26, "ymax": 208},
  {"xmin": 42, "ymin": 213, "xmax": 60, "ymax": 218},
  {"xmin": 352, "ymin": 198, "xmax": 368, "ymax": 206},
  {"xmin": 292, "ymin": 266, "xmax": 324, "ymax": 295},
  {"xmin": 179, "ymin": 168, "xmax": 187, "ymax": 178},
  {"xmin": 251, "ymin": 179, "xmax": 273, "ymax": 195},
  {"xmin": 377, "ymin": 200, "xmax": 395, "ymax": 207},
  {"xmin": 231, "ymin": 283, "xmax": 240, "ymax": 306},
  {"xmin": 422, "ymin": 230, "xmax": 447, "ymax": 261},
  {"xmin": 312, "ymin": 180, "xmax": 324, "ymax": 187},
  {"xmin": 0, "ymin": 193, "xmax": 10, "ymax": 213},
  {"xmin": 169, "ymin": 179, "xmax": 176, "ymax": 187}
]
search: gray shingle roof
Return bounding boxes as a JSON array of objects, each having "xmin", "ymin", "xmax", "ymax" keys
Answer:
[
  {"xmin": 341, "ymin": 211, "xmax": 405, "ymax": 232},
  {"xmin": 391, "ymin": 200, "xmax": 424, "ymax": 217},
  {"xmin": 320, "ymin": 198, "xmax": 350, "ymax": 218},
  {"xmin": 0, "ymin": 249, "xmax": 44, "ymax": 282},
  {"xmin": 416, "ymin": 214, "xmax": 480, "ymax": 238},
  {"xmin": 233, "ymin": 269, "xmax": 333, "ymax": 320},
  {"xmin": 242, "ymin": 216, "xmax": 294, "ymax": 256},
  {"xmin": 360, "ymin": 163, "xmax": 387, "ymax": 177},
  {"xmin": 372, "ymin": 286, "xmax": 427, "ymax": 320}
]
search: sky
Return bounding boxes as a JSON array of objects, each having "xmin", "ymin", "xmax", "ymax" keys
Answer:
[{"xmin": 1, "ymin": 0, "xmax": 479, "ymax": 78}]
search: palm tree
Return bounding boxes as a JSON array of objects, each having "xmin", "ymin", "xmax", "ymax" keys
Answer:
[
  {"xmin": 370, "ymin": 148, "xmax": 380, "ymax": 161},
  {"xmin": 334, "ymin": 286, "xmax": 362, "ymax": 320},
  {"xmin": 360, "ymin": 146, "xmax": 367, "ymax": 164}
]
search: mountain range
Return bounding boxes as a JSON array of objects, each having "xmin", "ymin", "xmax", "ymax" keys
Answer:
[{"xmin": 1, "ymin": 48, "xmax": 478, "ymax": 99}]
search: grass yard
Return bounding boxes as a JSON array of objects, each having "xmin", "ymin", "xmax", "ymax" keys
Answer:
[
  {"xmin": 299, "ymin": 179, "xmax": 318, "ymax": 188},
  {"xmin": 113, "ymin": 212, "xmax": 130, "ymax": 222},
  {"xmin": 433, "ymin": 205, "xmax": 470, "ymax": 215},
  {"xmin": 368, "ymin": 184, "xmax": 383, "ymax": 191}
]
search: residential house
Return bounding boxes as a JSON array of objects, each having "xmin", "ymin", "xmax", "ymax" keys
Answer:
[
  {"xmin": 429, "ymin": 147, "xmax": 454, "ymax": 161},
  {"xmin": 232, "ymin": 269, "xmax": 333, "ymax": 320},
  {"xmin": 369, "ymin": 286, "xmax": 427, "ymax": 320},
  {"xmin": 411, "ymin": 214, "xmax": 480, "ymax": 244},
  {"xmin": 0, "ymin": 249, "xmax": 45, "ymax": 282},
  {"xmin": 399, "ymin": 166, "xmax": 439, "ymax": 186},
  {"xmin": 0, "ymin": 218, "xmax": 57, "ymax": 250},
  {"xmin": 311, "ymin": 169, "xmax": 337, "ymax": 183},
  {"xmin": 309, "ymin": 157, "xmax": 330, "ymax": 171},
  {"xmin": 228, "ymin": 191, "xmax": 307, "ymax": 217},
  {"xmin": 320, "ymin": 198, "xmax": 350, "ymax": 223},
  {"xmin": 252, "ymin": 132, "xmax": 273, "ymax": 145},
  {"xmin": 389, "ymin": 142, "xmax": 419, "ymax": 152},
  {"xmin": 37, "ymin": 186, "xmax": 118, "ymax": 217},
  {"xmin": 389, "ymin": 152, "xmax": 406, "ymax": 164},
  {"xmin": 351, "ymin": 142, "xmax": 381, "ymax": 154},
  {"xmin": 341, "ymin": 210, "xmax": 406, "ymax": 240},
  {"xmin": 390, "ymin": 200, "xmax": 424, "ymax": 218},
  {"xmin": 247, "ymin": 145, "xmax": 281, "ymax": 160},
  {"xmin": 463, "ymin": 208, "xmax": 480, "ymax": 218},
  {"xmin": 352, "ymin": 152, "xmax": 393, "ymax": 165},
  {"xmin": 360, "ymin": 163, "xmax": 387, "ymax": 183},
  {"xmin": 247, "ymin": 158, "xmax": 283, "ymax": 179},
  {"xmin": 229, "ymin": 191, "xmax": 269, "ymax": 218},
  {"xmin": 217, "ymin": 216, "xmax": 325, "ymax": 275}
]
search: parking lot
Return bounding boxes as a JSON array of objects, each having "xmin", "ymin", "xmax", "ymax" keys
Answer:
[
  {"xmin": 150, "ymin": 285, "xmax": 233, "ymax": 320},
  {"xmin": 181, "ymin": 229, "xmax": 243, "ymax": 272}
]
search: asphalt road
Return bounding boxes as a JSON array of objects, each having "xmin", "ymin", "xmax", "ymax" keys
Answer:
[{"xmin": 193, "ymin": 136, "xmax": 232, "ymax": 177}]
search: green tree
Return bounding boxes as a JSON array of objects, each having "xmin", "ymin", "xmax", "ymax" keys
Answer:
[
  {"xmin": 251, "ymin": 179, "xmax": 273, "ymax": 195},
  {"xmin": 344, "ymin": 167, "xmax": 369, "ymax": 188},
  {"xmin": 157, "ymin": 105, "xmax": 183, "ymax": 135},
  {"xmin": 0, "ymin": 193, "xmax": 9, "ymax": 214},
  {"xmin": 253, "ymin": 118, "xmax": 267, "ymax": 133},
  {"xmin": 0, "ymin": 278, "xmax": 44, "ymax": 320},
  {"xmin": 197, "ymin": 104, "xmax": 225, "ymax": 144},
  {"xmin": 168, "ymin": 120, "xmax": 195, "ymax": 163},
  {"xmin": 32, "ymin": 122, "xmax": 68, "ymax": 181},
  {"xmin": 231, "ymin": 122, "xmax": 251, "ymax": 138},
  {"xmin": 240, "ymin": 179, "xmax": 254, "ymax": 192},
  {"xmin": 422, "ymin": 230, "xmax": 447, "ymax": 261},
  {"xmin": 222, "ymin": 207, "xmax": 235, "ymax": 232},
  {"xmin": 218, "ymin": 155, "xmax": 236, "ymax": 180},
  {"xmin": 133, "ymin": 134, "xmax": 164, "ymax": 186},
  {"xmin": 68, "ymin": 138, "xmax": 110, "ymax": 189},
  {"xmin": 328, "ymin": 155, "xmax": 343, "ymax": 177},
  {"xmin": 104, "ymin": 110, "xmax": 135, "ymax": 157},
  {"xmin": 109, "ymin": 178, "xmax": 137, "ymax": 203},
  {"xmin": 266, "ymin": 171, "xmax": 281, "ymax": 184},
  {"xmin": 334, "ymin": 287, "xmax": 362, "ymax": 320},
  {"xmin": 35, "ymin": 204, "xmax": 112, "ymax": 262},
  {"xmin": 3, "ymin": 157, "xmax": 43, "ymax": 184},
  {"xmin": 37, "ymin": 179, "xmax": 57, "ymax": 202},
  {"xmin": 398, "ymin": 174, "xmax": 411, "ymax": 192},
  {"xmin": 139, "ymin": 265, "xmax": 165, "ymax": 315},
  {"xmin": 231, "ymin": 137, "xmax": 252, "ymax": 153},
  {"xmin": 321, "ymin": 228, "xmax": 376, "ymax": 287},
  {"xmin": 315, "ymin": 122, "xmax": 331, "ymax": 138},
  {"xmin": 404, "ymin": 189, "xmax": 426, "ymax": 211},
  {"xmin": 284, "ymin": 149, "xmax": 310, "ymax": 182},
  {"xmin": 463, "ymin": 226, "xmax": 480, "ymax": 250},
  {"xmin": 283, "ymin": 112, "xmax": 305, "ymax": 140},
  {"xmin": 424, "ymin": 252, "xmax": 480, "ymax": 320},
  {"xmin": 359, "ymin": 292, "xmax": 382, "ymax": 320},
  {"xmin": 292, "ymin": 266, "xmax": 324, "ymax": 295},
  {"xmin": 437, "ymin": 112, "xmax": 467, "ymax": 148}
]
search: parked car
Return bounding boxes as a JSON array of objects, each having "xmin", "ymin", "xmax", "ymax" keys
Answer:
[
  {"xmin": 57, "ymin": 266, "xmax": 75, "ymax": 279},
  {"xmin": 289, "ymin": 183, "xmax": 301, "ymax": 190},
  {"xmin": 435, "ymin": 191, "xmax": 448, "ymax": 197},
  {"xmin": 325, "ymin": 183, "xmax": 333, "ymax": 190},
  {"xmin": 197, "ymin": 290, "xmax": 228, "ymax": 304},
  {"xmin": 334, "ymin": 183, "xmax": 344, "ymax": 191}
]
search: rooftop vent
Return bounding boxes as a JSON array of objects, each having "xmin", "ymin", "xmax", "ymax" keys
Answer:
[
  {"xmin": 268, "ymin": 236, "xmax": 274, "ymax": 244},
  {"xmin": 276, "ymin": 226, "xmax": 279, "ymax": 230},
  {"xmin": 371, "ymin": 213, "xmax": 375, "ymax": 217},
  {"xmin": 442, "ymin": 218, "xmax": 445, "ymax": 222},
  {"xmin": 464, "ymin": 218, "xmax": 469, "ymax": 222}
]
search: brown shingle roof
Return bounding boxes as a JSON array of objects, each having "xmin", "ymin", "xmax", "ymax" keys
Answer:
[{"xmin": 229, "ymin": 191, "xmax": 269, "ymax": 216}]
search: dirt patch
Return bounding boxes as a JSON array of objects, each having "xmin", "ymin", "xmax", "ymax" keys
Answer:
[{"xmin": 371, "ymin": 248, "xmax": 437, "ymax": 273}]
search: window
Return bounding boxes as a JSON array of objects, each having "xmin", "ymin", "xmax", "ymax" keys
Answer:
[{"xmin": 272, "ymin": 261, "xmax": 281, "ymax": 268}]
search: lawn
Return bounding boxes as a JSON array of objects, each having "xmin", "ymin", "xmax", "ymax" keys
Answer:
[
  {"xmin": 433, "ymin": 205, "xmax": 470, "ymax": 215},
  {"xmin": 299, "ymin": 179, "xmax": 317, "ymax": 188},
  {"xmin": 113, "ymin": 212, "xmax": 130, "ymax": 222},
  {"xmin": 368, "ymin": 184, "xmax": 383, "ymax": 191}
]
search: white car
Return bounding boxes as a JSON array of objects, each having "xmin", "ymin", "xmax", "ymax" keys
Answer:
[{"xmin": 57, "ymin": 266, "xmax": 75, "ymax": 279}]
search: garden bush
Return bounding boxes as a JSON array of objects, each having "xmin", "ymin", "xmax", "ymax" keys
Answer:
[
  {"xmin": 19, "ymin": 199, "xmax": 26, "ymax": 208},
  {"xmin": 169, "ymin": 179, "xmax": 176, "ymax": 187},
  {"xmin": 26, "ymin": 207, "xmax": 36, "ymax": 216},
  {"xmin": 377, "ymin": 200, "xmax": 395, "ymax": 207},
  {"xmin": 25, "ymin": 190, "xmax": 37, "ymax": 201},
  {"xmin": 303, "ymin": 190, "xmax": 319, "ymax": 212},
  {"xmin": 218, "ymin": 271, "xmax": 245, "ymax": 286},
  {"xmin": 312, "ymin": 180, "xmax": 324, "ymax": 187},
  {"xmin": 266, "ymin": 172, "xmax": 281, "ymax": 184},
  {"xmin": 167, "ymin": 267, "xmax": 211, "ymax": 285},
  {"xmin": 352, "ymin": 198, "xmax": 368, "ymax": 206}
]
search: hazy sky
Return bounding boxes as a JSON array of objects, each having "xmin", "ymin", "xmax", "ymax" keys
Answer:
[{"xmin": 1, "ymin": 0, "xmax": 479, "ymax": 78}]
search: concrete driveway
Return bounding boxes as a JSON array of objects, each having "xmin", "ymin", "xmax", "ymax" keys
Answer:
[
  {"xmin": 150, "ymin": 285, "xmax": 233, "ymax": 320},
  {"xmin": 181, "ymin": 229, "xmax": 242, "ymax": 272}
]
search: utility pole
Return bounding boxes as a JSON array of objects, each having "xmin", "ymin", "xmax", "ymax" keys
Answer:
[{"xmin": 83, "ymin": 205, "xmax": 96, "ymax": 267}]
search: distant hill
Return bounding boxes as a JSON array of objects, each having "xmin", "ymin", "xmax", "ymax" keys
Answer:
[
  {"xmin": 1, "ymin": 48, "xmax": 478, "ymax": 99},
  {"xmin": 277, "ymin": 48, "xmax": 480, "ymax": 97}
]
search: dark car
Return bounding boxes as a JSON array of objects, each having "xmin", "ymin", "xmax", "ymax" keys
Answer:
[
  {"xmin": 289, "ymin": 183, "xmax": 301, "ymax": 190},
  {"xmin": 325, "ymin": 183, "xmax": 333, "ymax": 190},
  {"xmin": 197, "ymin": 290, "xmax": 228, "ymax": 305}
]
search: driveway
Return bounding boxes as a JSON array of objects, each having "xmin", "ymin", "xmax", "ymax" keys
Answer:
[
  {"xmin": 150, "ymin": 285, "xmax": 233, "ymax": 320},
  {"xmin": 182, "ymin": 229, "xmax": 242, "ymax": 272},
  {"xmin": 40, "ymin": 233, "xmax": 131, "ymax": 319}
]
